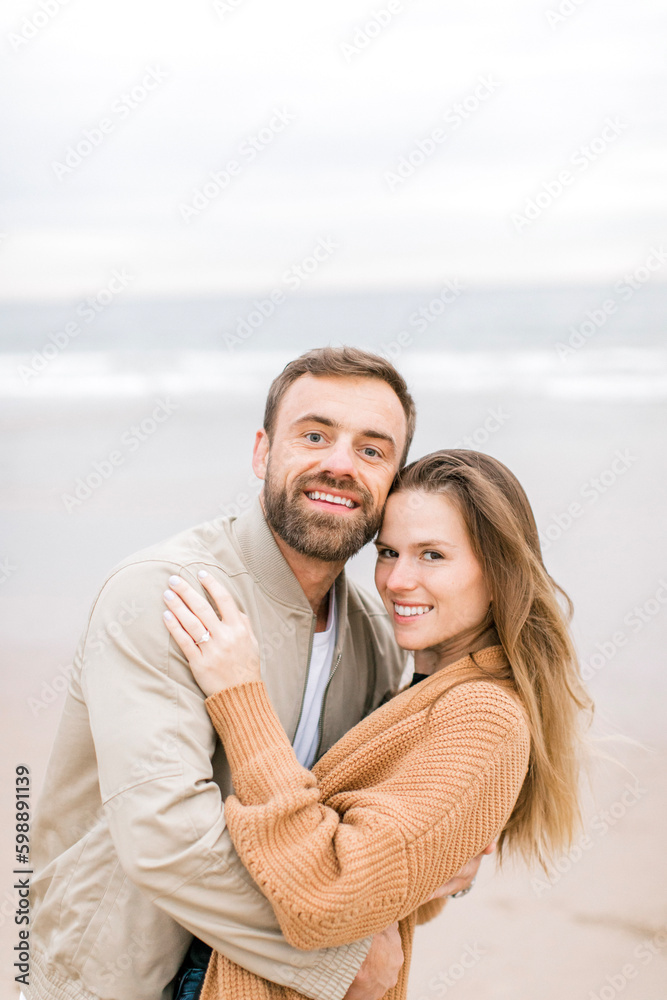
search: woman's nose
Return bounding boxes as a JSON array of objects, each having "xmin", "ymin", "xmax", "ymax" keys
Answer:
[{"xmin": 386, "ymin": 558, "xmax": 417, "ymax": 593}]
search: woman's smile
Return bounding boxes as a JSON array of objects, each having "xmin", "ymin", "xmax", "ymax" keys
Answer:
[{"xmin": 392, "ymin": 602, "xmax": 434, "ymax": 622}]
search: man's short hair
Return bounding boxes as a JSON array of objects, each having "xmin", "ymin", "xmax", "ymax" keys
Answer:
[{"xmin": 263, "ymin": 346, "xmax": 416, "ymax": 467}]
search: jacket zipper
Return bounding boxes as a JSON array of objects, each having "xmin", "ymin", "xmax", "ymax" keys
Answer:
[
  {"xmin": 314, "ymin": 650, "xmax": 342, "ymax": 760},
  {"xmin": 292, "ymin": 614, "xmax": 316, "ymax": 740}
]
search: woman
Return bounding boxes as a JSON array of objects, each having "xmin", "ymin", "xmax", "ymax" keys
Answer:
[{"xmin": 162, "ymin": 449, "xmax": 592, "ymax": 1000}]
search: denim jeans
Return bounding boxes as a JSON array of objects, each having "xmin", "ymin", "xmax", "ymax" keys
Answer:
[{"xmin": 172, "ymin": 938, "xmax": 213, "ymax": 1000}]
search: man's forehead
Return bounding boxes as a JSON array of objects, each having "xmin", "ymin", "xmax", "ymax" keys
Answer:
[{"xmin": 278, "ymin": 374, "xmax": 405, "ymax": 424}]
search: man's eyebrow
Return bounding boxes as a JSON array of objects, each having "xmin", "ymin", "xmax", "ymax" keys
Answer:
[
  {"xmin": 292, "ymin": 414, "xmax": 397, "ymax": 451},
  {"xmin": 291, "ymin": 414, "xmax": 339, "ymax": 429},
  {"xmin": 360, "ymin": 429, "xmax": 396, "ymax": 450}
]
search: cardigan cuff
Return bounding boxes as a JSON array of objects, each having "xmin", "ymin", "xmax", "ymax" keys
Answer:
[
  {"xmin": 205, "ymin": 681, "xmax": 314, "ymax": 803},
  {"xmin": 288, "ymin": 935, "xmax": 372, "ymax": 1000}
]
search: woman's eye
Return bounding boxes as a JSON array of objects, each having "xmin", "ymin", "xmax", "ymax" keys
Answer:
[
  {"xmin": 377, "ymin": 547, "xmax": 398, "ymax": 559},
  {"xmin": 423, "ymin": 551, "xmax": 443, "ymax": 561},
  {"xmin": 305, "ymin": 432, "xmax": 324, "ymax": 443}
]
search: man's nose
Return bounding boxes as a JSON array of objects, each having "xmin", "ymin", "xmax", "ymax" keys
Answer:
[{"xmin": 321, "ymin": 438, "xmax": 358, "ymax": 479}]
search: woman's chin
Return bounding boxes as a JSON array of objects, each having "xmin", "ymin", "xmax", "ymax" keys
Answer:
[{"xmin": 393, "ymin": 634, "xmax": 430, "ymax": 652}]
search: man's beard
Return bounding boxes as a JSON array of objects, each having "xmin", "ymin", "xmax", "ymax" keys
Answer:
[{"xmin": 263, "ymin": 463, "xmax": 384, "ymax": 563}]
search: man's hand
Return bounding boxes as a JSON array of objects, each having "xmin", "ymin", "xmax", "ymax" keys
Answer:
[
  {"xmin": 426, "ymin": 840, "xmax": 496, "ymax": 901},
  {"xmin": 343, "ymin": 922, "xmax": 403, "ymax": 1000}
]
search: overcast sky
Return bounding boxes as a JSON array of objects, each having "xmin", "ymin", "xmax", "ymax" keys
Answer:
[{"xmin": 2, "ymin": 0, "xmax": 666, "ymax": 298}]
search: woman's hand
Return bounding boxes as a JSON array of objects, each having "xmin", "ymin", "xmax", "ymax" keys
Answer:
[
  {"xmin": 162, "ymin": 570, "xmax": 261, "ymax": 697},
  {"xmin": 425, "ymin": 840, "xmax": 496, "ymax": 901}
]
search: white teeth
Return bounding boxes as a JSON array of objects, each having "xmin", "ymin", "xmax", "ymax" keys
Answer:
[
  {"xmin": 306, "ymin": 491, "xmax": 355, "ymax": 508},
  {"xmin": 394, "ymin": 604, "xmax": 432, "ymax": 617}
]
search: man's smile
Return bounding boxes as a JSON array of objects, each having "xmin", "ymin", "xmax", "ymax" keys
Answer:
[{"xmin": 304, "ymin": 489, "xmax": 360, "ymax": 511}]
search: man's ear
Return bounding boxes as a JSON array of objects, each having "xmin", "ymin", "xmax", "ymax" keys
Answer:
[{"xmin": 252, "ymin": 429, "xmax": 269, "ymax": 480}]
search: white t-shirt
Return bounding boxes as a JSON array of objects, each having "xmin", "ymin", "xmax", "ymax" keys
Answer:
[{"xmin": 291, "ymin": 588, "xmax": 337, "ymax": 769}]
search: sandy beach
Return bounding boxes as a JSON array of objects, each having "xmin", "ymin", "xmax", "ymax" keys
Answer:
[{"xmin": 1, "ymin": 354, "xmax": 666, "ymax": 999}]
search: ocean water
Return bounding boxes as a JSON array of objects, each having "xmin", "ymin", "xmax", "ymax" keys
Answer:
[{"xmin": 0, "ymin": 285, "xmax": 666, "ymax": 401}]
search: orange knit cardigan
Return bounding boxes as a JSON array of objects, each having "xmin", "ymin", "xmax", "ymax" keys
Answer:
[{"xmin": 200, "ymin": 646, "xmax": 531, "ymax": 1000}]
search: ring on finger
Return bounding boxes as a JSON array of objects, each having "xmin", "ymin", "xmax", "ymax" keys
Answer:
[
  {"xmin": 194, "ymin": 630, "xmax": 211, "ymax": 645},
  {"xmin": 452, "ymin": 877, "xmax": 476, "ymax": 899}
]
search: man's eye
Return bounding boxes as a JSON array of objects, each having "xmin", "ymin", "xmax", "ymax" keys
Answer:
[
  {"xmin": 362, "ymin": 447, "xmax": 380, "ymax": 458},
  {"xmin": 305, "ymin": 433, "xmax": 324, "ymax": 443},
  {"xmin": 423, "ymin": 551, "xmax": 443, "ymax": 561}
]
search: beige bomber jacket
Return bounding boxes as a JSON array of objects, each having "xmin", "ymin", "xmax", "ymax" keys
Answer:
[{"xmin": 27, "ymin": 498, "xmax": 405, "ymax": 1000}]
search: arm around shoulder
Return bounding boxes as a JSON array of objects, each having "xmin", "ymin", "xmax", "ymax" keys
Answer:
[{"xmin": 83, "ymin": 561, "xmax": 370, "ymax": 1000}]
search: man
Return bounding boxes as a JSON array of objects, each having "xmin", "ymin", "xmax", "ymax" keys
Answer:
[{"xmin": 27, "ymin": 347, "xmax": 482, "ymax": 1000}]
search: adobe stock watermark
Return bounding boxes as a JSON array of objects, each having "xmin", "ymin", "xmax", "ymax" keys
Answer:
[
  {"xmin": 0, "ymin": 557, "xmax": 17, "ymax": 585},
  {"xmin": 28, "ymin": 600, "xmax": 143, "ymax": 715},
  {"xmin": 512, "ymin": 117, "xmax": 628, "ymax": 232},
  {"xmin": 339, "ymin": 0, "xmax": 406, "ymax": 64},
  {"xmin": 8, "ymin": 0, "xmax": 73, "ymax": 53},
  {"xmin": 581, "ymin": 578, "xmax": 667, "ymax": 682},
  {"xmin": 180, "ymin": 108, "xmax": 296, "ymax": 223},
  {"xmin": 131, "ymin": 735, "xmax": 180, "ymax": 783},
  {"xmin": 531, "ymin": 781, "xmax": 647, "ymax": 896},
  {"xmin": 62, "ymin": 784, "xmax": 127, "ymax": 845},
  {"xmin": 452, "ymin": 407, "xmax": 510, "ymax": 450},
  {"xmin": 99, "ymin": 932, "xmax": 151, "ymax": 991},
  {"xmin": 415, "ymin": 942, "xmax": 486, "ymax": 999},
  {"xmin": 397, "ymin": 411, "xmax": 509, "ymax": 505},
  {"xmin": 28, "ymin": 662, "xmax": 73, "ymax": 716},
  {"xmin": 16, "ymin": 268, "xmax": 134, "ymax": 384},
  {"xmin": 196, "ymin": 474, "xmax": 263, "ymax": 543},
  {"xmin": 588, "ymin": 927, "xmax": 666, "ymax": 1000},
  {"xmin": 378, "ymin": 278, "xmax": 465, "ymax": 362},
  {"xmin": 52, "ymin": 67, "xmax": 168, "ymax": 180},
  {"xmin": 555, "ymin": 246, "xmax": 667, "ymax": 359},
  {"xmin": 213, "ymin": 0, "xmax": 248, "ymax": 16},
  {"xmin": 224, "ymin": 236, "xmax": 338, "ymax": 349},
  {"xmin": 61, "ymin": 397, "xmax": 180, "ymax": 513},
  {"xmin": 539, "ymin": 449, "xmax": 637, "ymax": 551},
  {"xmin": 546, "ymin": 0, "xmax": 590, "ymax": 29},
  {"xmin": 384, "ymin": 76, "xmax": 501, "ymax": 192}
]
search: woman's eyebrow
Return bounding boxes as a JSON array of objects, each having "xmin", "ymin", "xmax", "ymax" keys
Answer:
[
  {"xmin": 413, "ymin": 539, "xmax": 458, "ymax": 548},
  {"xmin": 374, "ymin": 538, "xmax": 459, "ymax": 549}
]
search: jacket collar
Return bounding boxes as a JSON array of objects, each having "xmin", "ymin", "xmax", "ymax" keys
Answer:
[{"xmin": 231, "ymin": 497, "xmax": 349, "ymax": 636}]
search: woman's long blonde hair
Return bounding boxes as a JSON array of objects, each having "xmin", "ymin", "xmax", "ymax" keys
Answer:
[{"xmin": 392, "ymin": 449, "xmax": 593, "ymax": 870}]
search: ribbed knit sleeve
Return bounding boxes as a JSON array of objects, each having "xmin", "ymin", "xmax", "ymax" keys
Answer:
[{"xmin": 205, "ymin": 677, "xmax": 530, "ymax": 952}]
